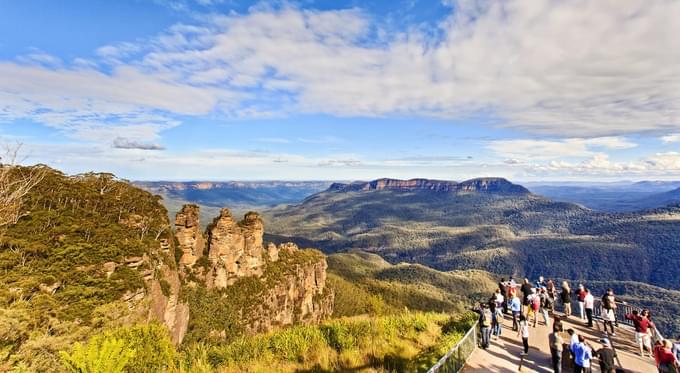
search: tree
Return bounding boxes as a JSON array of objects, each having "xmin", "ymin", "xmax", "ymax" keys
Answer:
[{"xmin": 0, "ymin": 143, "xmax": 46, "ymax": 231}]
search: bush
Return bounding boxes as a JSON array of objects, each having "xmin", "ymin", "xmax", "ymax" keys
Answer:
[
  {"xmin": 59, "ymin": 323, "xmax": 176, "ymax": 373},
  {"xmin": 60, "ymin": 337, "xmax": 135, "ymax": 373}
]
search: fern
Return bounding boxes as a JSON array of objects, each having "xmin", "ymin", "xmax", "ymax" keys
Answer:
[{"xmin": 60, "ymin": 337, "xmax": 135, "ymax": 373}]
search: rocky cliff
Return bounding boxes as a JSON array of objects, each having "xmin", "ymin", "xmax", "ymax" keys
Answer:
[
  {"xmin": 328, "ymin": 177, "xmax": 529, "ymax": 194},
  {"xmin": 178, "ymin": 205, "xmax": 334, "ymax": 342}
]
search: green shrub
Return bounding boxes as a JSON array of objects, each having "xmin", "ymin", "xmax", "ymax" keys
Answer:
[
  {"xmin": 60, "ymin": 336, "xmax": 135, "ymax": 373},
  {"xmin": 60, "ymin": 323, "xmax": 176, "ymax": 373}
]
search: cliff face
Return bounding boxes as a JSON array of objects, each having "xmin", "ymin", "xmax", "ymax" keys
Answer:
[
  {"xmin": 177, "ymin": 205, "xmax": 334, "ymax": 341},
  {"xmin": 113, "ymin": 238, "xmax": 190, "ymax": 345},
  {"xmin": 146, "ymin": 257, "xmax": 190, "ymax": 345},
  {"xmin": 245, "ymin": 243, "xmax": 334, "ymax": 335},
  {"xmin": 328, "ymin": 177, "xmax": 529, "ymax": 194}
]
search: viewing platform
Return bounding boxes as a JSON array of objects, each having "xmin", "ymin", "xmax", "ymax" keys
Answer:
[
  {"xmin": 428, "ymin": 297, "xmax": 663, "ymax": 373},
  {"xmin": 463, "ymin": 311, "xmax": 657, "ymax": 372}
]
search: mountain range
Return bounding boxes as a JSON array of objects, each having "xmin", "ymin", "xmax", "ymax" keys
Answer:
[
  {"xmin": 527, "ymin": 181, "xmax": 680, "ymax": 212},
  {"xmin": 261, "ymin": 177, "xmax": 680, "ymax": 335}
]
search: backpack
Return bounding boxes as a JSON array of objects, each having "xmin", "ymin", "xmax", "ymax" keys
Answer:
[
  {"xmin": 532, "ymin": 295, "xmax": 540, "ymax": 311},
  {"xmin": 481, "ymin": 310, "xmax": 491, "ymax": 327}
]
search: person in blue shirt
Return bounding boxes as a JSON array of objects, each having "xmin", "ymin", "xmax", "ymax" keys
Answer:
[
  {"xmin": 535, "ymin": 276, "xmax": 546, "ymax": 290},
  {"xmin": 572, "ymin": 335, "xmax": 593, "ymax": 373},
  {"xmin": 510, "ymin": 293, "xmax": 522, "ymax": 331}
]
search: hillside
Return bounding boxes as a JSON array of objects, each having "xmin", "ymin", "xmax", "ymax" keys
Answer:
[
  {"xmin": 0, "ymin": 167, "xmax": 340, "ymax": 372},
  {"xmin": 0, "ymin": 168, "xmax": 187, "ymax": 371},
  {"xmin": 327, "ymin": 251, "xmax": 498, "ymax": 316},
  {"xmin": 264, "ymin": 179, "xmax": 680, "ymax": 321}
]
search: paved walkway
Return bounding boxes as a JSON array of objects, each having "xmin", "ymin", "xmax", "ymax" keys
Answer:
[{"xmin": 463, "ymin": 311, "xmax": 658, "ymax": 373}]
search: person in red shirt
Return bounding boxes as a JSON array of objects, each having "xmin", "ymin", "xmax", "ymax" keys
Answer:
[
  {"xmin": 657, "ymin": 340, "xmax": 679, "ymax": 372},
  {"xmin": 576, "ymin": 284, "xmax": 587, "ymax": 320},
  {"xmin": 626, "ymin": 310, "xmax": 653, "ymax": 357}
]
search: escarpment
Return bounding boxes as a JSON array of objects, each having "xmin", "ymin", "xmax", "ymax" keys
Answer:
[{"xmin": 175, "ymin": 205, "xmax": 334, "ymax": 342}]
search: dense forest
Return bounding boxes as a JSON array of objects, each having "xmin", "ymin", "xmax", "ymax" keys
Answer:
[{"xmin": 265, "ymin": 185, "xmax": 680, "ymax": 335}]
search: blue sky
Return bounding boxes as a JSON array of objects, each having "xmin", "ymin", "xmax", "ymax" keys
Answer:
[{"xmin": 1, "ymin": 0, "xmax": 680, "ymax": 181}]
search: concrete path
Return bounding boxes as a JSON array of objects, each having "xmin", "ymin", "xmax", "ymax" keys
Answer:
[{"xmin": 463, "ymin": 311, "xmax": 658, "ymax": 373}]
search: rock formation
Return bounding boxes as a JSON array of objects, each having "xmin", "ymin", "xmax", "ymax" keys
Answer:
[
  {"xmin": 328, "ymin": 177, "xmax": 529, "ymax": 194},
  {"xmin": 206, "ymin": 208, "xmax": 265, "ymax": 288},
  {"xmin": 175, "ymin": 204, "xmax": 205, "ymax": 267},
  {"xmin": 174, "ymin": 204, "xmax": 334, "ymax": 339}
]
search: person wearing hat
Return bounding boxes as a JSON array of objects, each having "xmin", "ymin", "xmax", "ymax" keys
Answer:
[{"xmin": 594, "ymin": 338, "xmax": 617, "ymax": 373}]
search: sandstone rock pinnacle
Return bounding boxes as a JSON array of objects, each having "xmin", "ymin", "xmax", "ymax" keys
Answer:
[{"xmin": 174, "ymin": 204, "xmax": 205, "ymax": 267}]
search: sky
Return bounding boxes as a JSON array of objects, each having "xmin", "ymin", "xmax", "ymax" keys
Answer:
[{"xmin": 1, "ymin": 0, "xmax": 680, "ymax": 181}]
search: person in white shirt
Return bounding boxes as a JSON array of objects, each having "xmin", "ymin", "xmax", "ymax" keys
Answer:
[
  {"xmin": 518, "ymin": 314, "xmax": 530, "ymax": 355},
  {"xmin": 584, "ymin": 289, "xmax": 595, "ymax": 327}
]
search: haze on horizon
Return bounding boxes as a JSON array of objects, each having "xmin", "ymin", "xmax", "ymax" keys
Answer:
[{"xmin": 1, "ymin": 0, "xmax": 680, "ymax": 182}]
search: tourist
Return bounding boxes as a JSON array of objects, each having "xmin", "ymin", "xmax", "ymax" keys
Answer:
[
  {"xmin": 528, "ymin": 288, "xmax": 540, "ymax": 327},
  {"xmin": 673, "ymin": 336, "xmax": 680, "ymax": 362},
  {"xmin": 594, "ymin": 338, "xmax": 617, "ymax": 373},
  {"xmin": 657, "ymin": 339, "xmax": 680, "ymax": 373},
  {"xmin": 572, "ymin": 335, "xmax": 593, "ymax": 373},
  {"xmin": 536, "ymin": 275, "xmax": 546, "ymax": 289},
  {"xmin": 518, "ymin": 314, "xmax": 530, "ymax": 356},
  {"xmin": 561, "ymin": 281, "xmax": 572, "ymax": 317},
  {"xmin": 602, "ymin": 288, "xmax": 618, "ymax": 333},
  {"xmin": 539, "ymin": 287, "xmax": 550, "ymax": 327},
  {"xmin": 602, "ymin": 305, "xmax": 616, "ymax": 336},
  {"xmin": 510, "ymin": 292, "xmax": 522, "ymax": 331},
  {"xmin": 549, "ymin": 325, "xmax": 564, "ymax": 373},
  {"xmin": 498, "ymin": 278, "xmax": 508, "ymax": 313},
  {"xmin": 568, "ymin": 328, "xmax": 579, "ymax": 365},
  {"xmin": 626, "ymin": 309, "xmax": 653, "ymax": 357},
  {"xmin": 584, "ymin": 289, "xmax": 595, "ymax": 327},
  {"xmin": 547, "ymin": 279, "xmax": 557, "ymax": 313},
  {"xmin": 492, "ymin": 288, "xmax": 504, "ymax": 338},
  {"xmin": 473, "ymin": 302, "xmax": 493, "ymax": 349},
  {"xmin": 521, "ymin": 278, "xmax": 533, "ymax": 313},
  {"xmin": 576, "ymin": 284, "xmax": 587, "ymax": 320},
  {"xmin": 654, "ymin": 339, "xmax": 665, "ymax": 367},
  {"xmin": 554, "ymin": 314, "xmax": 564, "ymax": 333}
]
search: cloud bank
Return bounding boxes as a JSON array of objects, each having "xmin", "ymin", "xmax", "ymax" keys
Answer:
[{"xmin": 0, "ymin": 0, "xmax": 678, "ymax": 143}]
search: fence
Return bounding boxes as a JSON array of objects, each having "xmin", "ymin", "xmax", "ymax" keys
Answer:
[
  {"xmin": 586, "ymin": 298, "xmax": 665, "ymax": 341},
  {"xmin": 427, "ymin": 321, "xmax": 479, "ymax": 373}
]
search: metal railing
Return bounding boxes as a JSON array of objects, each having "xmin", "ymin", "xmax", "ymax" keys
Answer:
[
  {"xmin": 585, "ymin": 298, "xmax": 665, "ymax": 341},
  {"xmin": 427, "ymin": 321, "xmax": 479, "ymax": 373}
]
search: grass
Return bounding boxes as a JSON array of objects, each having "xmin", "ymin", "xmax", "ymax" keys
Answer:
[{"xmin": 177, "ymin": 311, "xmax": 476, "ymax": 373}]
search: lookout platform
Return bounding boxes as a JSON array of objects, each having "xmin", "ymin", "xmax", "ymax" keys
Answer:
[{"xmin": 463, "ymin": 311, "xmax": 658, "ymax": 373}]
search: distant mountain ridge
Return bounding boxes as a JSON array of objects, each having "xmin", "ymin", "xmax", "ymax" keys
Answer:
[
  {"xmin": 528, "ymin": 181, "xmax": 680, "ymax": 212},
  {"xmin": 328, "ymin": 177, "xmax": 530, "ymax": 194}
]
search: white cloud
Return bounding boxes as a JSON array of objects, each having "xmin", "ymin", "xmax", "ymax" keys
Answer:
[
  {"xmin": 2, "ymin": 1, "xmax": 680, "ymax": 144},
  {"xmin": 487, "ymin": 137, "xmax": 637, "ymax": 161},
  {"xmin": 661, "ymin": 134, "xmax": 680, "ymax": 143},
  {"xmin": 523, "ymin": 152, "xmax": 680, "ymax": 177}
]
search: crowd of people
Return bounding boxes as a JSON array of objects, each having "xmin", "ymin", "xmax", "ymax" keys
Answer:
[{"xmin": 472, "ymin": 276, "xmax": 680, "ymax": 372}]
